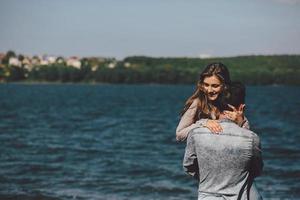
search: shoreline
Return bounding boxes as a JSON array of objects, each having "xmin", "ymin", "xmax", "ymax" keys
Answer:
[
  {"xmin": 0, "ymin": 81, "xmax": 188, "ymax": 86},
  {"xmin": 0, "ymin": 81, "xmax": 298, "ymax": 87}
]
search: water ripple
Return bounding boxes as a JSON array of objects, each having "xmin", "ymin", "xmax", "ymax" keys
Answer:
[{"xmin": 0, "ymin": 84, "xmax": 299, "ymax": 199}]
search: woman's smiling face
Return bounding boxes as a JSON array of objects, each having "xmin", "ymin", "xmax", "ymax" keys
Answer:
[{"xmin": 202, "ymin": 75, "xmax": 223, "ymax": 101}]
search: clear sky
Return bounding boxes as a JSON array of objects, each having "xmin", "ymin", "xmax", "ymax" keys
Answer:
[{"xmin": 0, "ymin": 0, "xmax": 300, "ymax": 59}]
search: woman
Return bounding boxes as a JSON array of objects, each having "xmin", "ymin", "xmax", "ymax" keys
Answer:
[{"xmin": 176, "ymin": 62, "xmax": 248, "ymax": 141}]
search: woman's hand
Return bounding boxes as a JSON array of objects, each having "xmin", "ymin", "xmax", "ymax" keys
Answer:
[
  {"xmin": 205, "ymin": 119, "xmax": 223, "ymax": 134},
  {"xmin": 223, "ymin": 104, "xmax": 245, "ymax": 126}
]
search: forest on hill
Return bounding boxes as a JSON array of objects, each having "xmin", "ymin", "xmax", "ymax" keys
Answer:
[{"xmin": 1, "ymin": 51, "xmax": 299, "ymax": 85}]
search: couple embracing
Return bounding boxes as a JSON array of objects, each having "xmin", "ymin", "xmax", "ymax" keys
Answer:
[{"xmin": 176, "ymin": 63, "xmax": 263, "ymax": 200}]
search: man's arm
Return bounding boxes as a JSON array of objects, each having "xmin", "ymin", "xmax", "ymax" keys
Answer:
[
  {"xmin": 251, "ymin": 135, "xmax": 263, "ymax": 178},
  {"xmin": 183, "ymin": 133, "xmax": 199, "ymax": 180}
]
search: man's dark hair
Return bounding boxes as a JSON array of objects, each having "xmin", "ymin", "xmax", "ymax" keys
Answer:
[{"xmin": 224, "ymin": 81, "xmax": 246, "ymax": 110}]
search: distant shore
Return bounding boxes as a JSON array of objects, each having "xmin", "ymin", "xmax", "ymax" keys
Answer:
[
  {"xmin": 1, "ymin": 53, "xmax": 300, "ymax": 85},
  {"xmin": 0, "ymin": 80, "xmax": 297, "ymax": 86}
]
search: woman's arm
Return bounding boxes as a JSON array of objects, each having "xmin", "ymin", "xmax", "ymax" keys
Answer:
[
  {"xmin": 176, "ymin": 99, "xmax": 199, "ymax": 141},
  {"xmin": 241, "ymin": 116, "xmax": 250, "ymax": 129}
]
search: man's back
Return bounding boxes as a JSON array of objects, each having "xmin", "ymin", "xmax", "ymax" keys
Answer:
[{"xmin": 183, "ymin": 120, "xmax": 263, "ymax": 200}]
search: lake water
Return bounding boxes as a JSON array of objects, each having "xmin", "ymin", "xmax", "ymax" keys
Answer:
[{"xmin": 0, "ymin": 84, "xmax": 299, "ymax": 200}]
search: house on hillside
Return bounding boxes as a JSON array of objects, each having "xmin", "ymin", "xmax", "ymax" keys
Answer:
[
  {"xmin": 9, "ymin": 57, "xmax": 21, "ymax": 67},
  {"xmin": 124, "ymin": 62, "xmax": 131, "ymax": 68},
  {"xmin": 91, "ymin": 65, "xmax": 98, "ymax": 71},
  {"xmin": 40, "ymin": 55, "xmax": 49, "ymax": 65},
  {"xmin": 47, "ymin": 56, "xmax": 57, "ymax": 64},
  {"xmin": 31, "ymin": 56, "xmax": 41, "ymax": 65},
  {"xmin": 22, "ymin": 57, "xmax": 33, "ymax": 70},
  {"xmin": 108, "ymin": 62, "xmax": 116, "ymax": 69},
  {"xmin": 67, "ymin": 57, "xmax": 81, "ymax": 69},
  {"xmin": 56, "ymin": 57, "xmax": 65, "ymax": 64}
]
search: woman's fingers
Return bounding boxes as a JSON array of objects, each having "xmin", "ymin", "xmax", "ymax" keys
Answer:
[
  {"xmin": 206, "ymin": 120, "xmax": 223, "ymax": 134},
  {"xmin": 224, "ymin": 110, "xmax": 244, "ymax": 125},
  {"xmin": 207, "ymin": 126, "xmax": 219, "ymax": 134},
  {"xmin": 224, "ymin": 111, "xmax": 239, "ymax": 121},
  {"xmin": 224, "ymin": 111, "xmax": 237, "ymax": 121},
  {"xmin": 224, "ymin": 110, "xmax": 235, "ymax": 114},
  {"xmin": 239, "ymin": 104, "xmax": 245, "ymax": 112},
  {"xmin": 227, "ymin": 104, "xmax": 237, "ymax": 112}
]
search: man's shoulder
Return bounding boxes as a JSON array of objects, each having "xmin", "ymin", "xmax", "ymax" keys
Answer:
[
  {"xmin": 189, "ymin": 126, "xmax": 211, "ymax": 136},
  {"xmin": 220, "ymin": 121, "xmax": 260, "ymax": 139},
  {"xmin": 187, "ymin": 121, "xmax": 260, "ymax": 141},
  {"xmin": 186, "ymin": 127, "xmax": 211, "ymax": 141}
]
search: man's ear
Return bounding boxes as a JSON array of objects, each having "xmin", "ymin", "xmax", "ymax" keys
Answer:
[{"xmin": 238, "ymin": 104, "xmax": 245, "ymax": 112}]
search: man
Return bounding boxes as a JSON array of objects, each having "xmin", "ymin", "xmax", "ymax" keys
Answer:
[{"xmin": 183, "ymin": 82, "xmax": 263, "ymax": 200}]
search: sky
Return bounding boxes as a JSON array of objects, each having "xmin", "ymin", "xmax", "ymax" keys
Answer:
[{"xmin": 0, "ymin": 0, "xmax": 300, "ymax": 59}]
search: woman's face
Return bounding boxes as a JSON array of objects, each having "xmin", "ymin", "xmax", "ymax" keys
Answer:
[{"xmin": 202, "ymin": 75, "xmax": 223, "ymax": 101}]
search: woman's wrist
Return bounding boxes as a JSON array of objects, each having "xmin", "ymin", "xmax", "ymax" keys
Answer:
[
  {"xmin": 237, "ymin": 116, "xmax": 245, "ymax": 127},
  {"xmin": 195, "ymin": 118, "xmax": 208, "ymax": 127}
]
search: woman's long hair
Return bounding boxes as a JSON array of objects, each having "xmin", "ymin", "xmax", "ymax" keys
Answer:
[{"xmin": 181, "ymin": 62, "xmax": 231, "ymax": 121}]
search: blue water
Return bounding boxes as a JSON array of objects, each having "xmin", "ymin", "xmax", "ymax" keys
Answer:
[{"xmin": 0, "ymin": 83, "xmax": 299, "ymax": 200}]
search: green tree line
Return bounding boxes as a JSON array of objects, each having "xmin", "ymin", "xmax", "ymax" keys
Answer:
[{"xmin": 1, "ymin": 53, "xmax": 300, "ymax": 85}]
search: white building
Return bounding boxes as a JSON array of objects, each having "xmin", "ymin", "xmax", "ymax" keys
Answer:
[
  {"xmin": 31, "ymin": 57, "xmax": 41, "ymax": 65},
  {"xmin": 67, "ymin": 57, "xmax": 81, "ymax": 69},
  {"xmin": 9, "ymin": 57, "xmax": 21, "ymax": 67},
  {"xmin": 22, "ymin": 57, "xmax": 33, "ymax": 70},
  {"xmin": 40, "ymin": 59, "xmax": 49, "ymax": 66},
  {"xmin": 47, "ymin": 56, "xmax": 57, "ymax": 64},
  {"xmin": 108, "ymin": 62, "xmax": 116, "ymax": 69},
  {"xmin": 124, "ymin": 62, "xmax": 131, "ymax": 68},
  {"xmin": 91, "ymin": 65, "xmax": 98, "ymax": 71}
]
